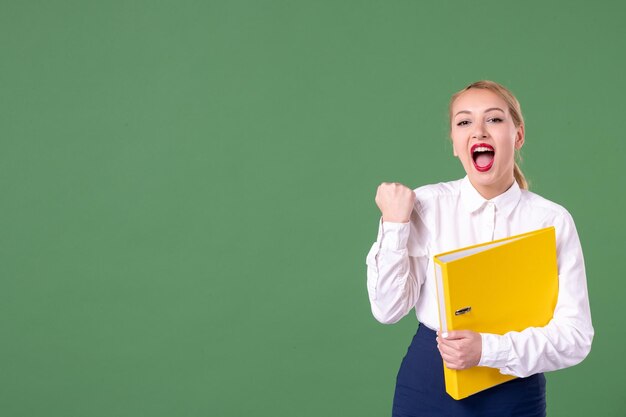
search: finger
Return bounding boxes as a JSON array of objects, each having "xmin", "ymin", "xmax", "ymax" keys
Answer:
[
  {"xmin": 437, "ymin": 342, "xmax": 458, "ymax": 358},
  {"xmin": 439, "ymin": 349, "xmax": 455, "ymax": 362},
  {"xmin": 437, "ymin": 337, "xmax": 462, "ymax": 355},
  {"xmin": 440, "ymin": 353, "xmax": 461, "ymax": 369},
  {"xmin": 440, "ymin": 351, "xmax": 468, "ymax": 370},
  {"xmin": 444, "ymin": 330, "xmax": 471, "ymax": 340},
  {"xmin": 445, "ymin": 361, "xmax": 465, "ymax": 370},
  {"xmin": 437, "ymin": 336, "xmax": 460, "ymax": 349},
  {"xmin": 438, "ymin": 330, "xmax": 461, "ymax": 340},
  {"xmin": 436, "ymin": 336, "xmax": 449, "ymax": 348},
  {"xmin": 444, "ymin": 361, "xmax": 462, "ymax": 370}
]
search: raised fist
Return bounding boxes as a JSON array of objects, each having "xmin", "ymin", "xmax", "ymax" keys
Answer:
[{"xmin": 375, "ymin": 182, "xmax": 415, "ymax": 223}]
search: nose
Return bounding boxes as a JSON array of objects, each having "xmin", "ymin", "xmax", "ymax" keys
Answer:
[{"xmin": 472, "ymin": 122, "xmax": 487, "ymax": 139}]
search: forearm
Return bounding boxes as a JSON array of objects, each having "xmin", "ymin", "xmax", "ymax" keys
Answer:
[
  {"xmin": 366, "ymin": 221, "xmax": 421, "ymax": 324},
  {"xmin": 479, "ymin": 315, "xmax": 594, "ymax": 377},
  {"xmin": 479, "ymin": 209, "xmax": 594, "ymax": 377}
]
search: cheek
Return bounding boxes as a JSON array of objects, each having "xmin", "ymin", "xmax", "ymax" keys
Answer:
[
  {"xmin": 497, "ymin": 143, "xmax": 516, "ymax": 163},
  {"xmin": 451, "ymin": 136, "xmax": 464, "ymax": 157},
  {"xmin": 508, "ymin": 126, "xmax": 522, "ymax": 149}
]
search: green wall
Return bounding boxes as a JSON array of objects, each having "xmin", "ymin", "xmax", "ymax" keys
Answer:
[{"xmin": 1, "ymin": 1, "xmax": 624, "ymax": 416}]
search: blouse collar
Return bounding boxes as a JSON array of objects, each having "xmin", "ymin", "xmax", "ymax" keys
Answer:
[{"xmin": 460, "ymin": 176, "xmax": 522, "ymax": 217}]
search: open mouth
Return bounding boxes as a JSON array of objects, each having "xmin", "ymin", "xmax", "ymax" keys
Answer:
[{"xmin": 471, "ymin": 143, "xmax": 495, "ymax": 172}]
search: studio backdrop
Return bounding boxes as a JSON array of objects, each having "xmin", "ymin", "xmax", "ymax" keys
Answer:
[{"xmin": 1, "ymin": 1, "xmax": 624, "ymax": 416}]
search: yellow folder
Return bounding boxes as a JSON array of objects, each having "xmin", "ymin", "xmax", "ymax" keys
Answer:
[{"xmin": 433, "ymin": 227, "xmax": 559, "ymax": 400}]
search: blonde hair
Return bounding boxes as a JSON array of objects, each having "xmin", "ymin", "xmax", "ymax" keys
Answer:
[{"xmin": 449, "ymin": 80, "xmax": 528, "ymax": 190}]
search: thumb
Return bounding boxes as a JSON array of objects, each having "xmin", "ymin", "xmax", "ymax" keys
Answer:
[{"xmin": 442, "ymin": 330, "xmax": 471, "ymax": 340}]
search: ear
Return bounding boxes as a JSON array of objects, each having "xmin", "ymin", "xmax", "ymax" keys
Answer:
[
  {"xmin": 514, "ymin": 124, "xmax": 525, "ymax": 150},
  {"xmin": 451, "ymin": 137, "xmax": 458, "ymax": 157}
]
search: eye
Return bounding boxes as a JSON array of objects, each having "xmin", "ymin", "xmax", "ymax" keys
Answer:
[
  {"xmin": 456, "ymin": 120, "xmax": 470, "ymax": 126},
  {"xmin": 488, "ymin": 117, "xmax": 503, "ymax": 123}
]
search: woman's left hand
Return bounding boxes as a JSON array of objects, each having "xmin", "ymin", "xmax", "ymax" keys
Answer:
[{"xmin": 436, "ymin": 330, "xmax": 482, "ymax": 370}]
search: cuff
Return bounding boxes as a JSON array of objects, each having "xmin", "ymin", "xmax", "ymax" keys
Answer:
[
  {"xmin": 379, "ymin": 218, "xmax": 410, "ymax": 250},
  {"xmin": 478, "ymin": 333, "xmax": 512, "ymax": 369}
]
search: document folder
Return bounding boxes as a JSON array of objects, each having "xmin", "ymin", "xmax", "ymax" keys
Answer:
[{"xmin": 433, "ymin": 227, "xmax": 559, "ymax": 400}]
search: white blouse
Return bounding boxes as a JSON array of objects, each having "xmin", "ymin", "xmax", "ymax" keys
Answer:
[{"xmin": 366, "ymin": 176, "xmax": 594, "ymax": 378}]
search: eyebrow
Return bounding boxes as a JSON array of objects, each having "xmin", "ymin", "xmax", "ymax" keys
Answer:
[{"xmin": 454, "ymin": 107, "xmax": 505, "ymax": 117}]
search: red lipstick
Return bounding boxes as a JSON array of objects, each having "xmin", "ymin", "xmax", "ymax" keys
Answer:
[{"xmin": 471, "ymin": 143, "xmax": 495, "ymax": 172}]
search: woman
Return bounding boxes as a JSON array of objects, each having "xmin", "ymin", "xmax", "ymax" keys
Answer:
[{"xmin": 366, "ymin": 80, "xmax": 593, "ymax": 416}]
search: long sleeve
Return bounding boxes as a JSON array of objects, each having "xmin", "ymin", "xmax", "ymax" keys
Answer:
[
  {"xmin": 366, "ymin": 208, "xmax": 430, "ymax": 324},
  {"xmin": 478, "ymin": 210, "xmax": 594, "ymax": 377}
]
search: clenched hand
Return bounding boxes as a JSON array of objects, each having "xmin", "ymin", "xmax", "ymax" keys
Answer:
[{"xmin": 375, "ymin": 182, "xmax": 415, "ymax": 223}]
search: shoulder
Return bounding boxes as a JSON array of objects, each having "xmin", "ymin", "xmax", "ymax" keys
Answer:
[
  {"xmin": 519, "ymin": 189, "xmax": 572, "ymax": 221},
  {"xmin": 413, "ymin": 178, "xmax": 463, "ymax": 202},
  {"xmin": 519, "ymin": 190, "xmax": 579, "ymax": 241},
  {"xmin": 412, "ymin": 178, "xmax": 463, "ymax": 216}
]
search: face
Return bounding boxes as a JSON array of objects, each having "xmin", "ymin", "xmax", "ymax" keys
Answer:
[{"xmin": 450, "ymin": 88, "xmax": 525, "ymax": 199}]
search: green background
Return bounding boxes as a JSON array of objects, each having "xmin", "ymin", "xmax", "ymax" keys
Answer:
[{"xmin": 1, "ymin": 1, "xmax": 624, "ymax": 416}]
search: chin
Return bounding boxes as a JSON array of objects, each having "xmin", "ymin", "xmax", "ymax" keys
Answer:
[{"xmin": 470, "ymin": 169, "xmax": 515, "ymax": 194}]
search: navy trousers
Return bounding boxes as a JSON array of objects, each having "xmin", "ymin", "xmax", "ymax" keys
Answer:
[{"xmin": 392, "ymin": 324, "xmax": 546, "ymax": 417}]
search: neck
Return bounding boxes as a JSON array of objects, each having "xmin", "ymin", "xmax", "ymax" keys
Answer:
[{"xmin": 470, "ymin": 178, "xmax": 516, "ymax": 200}]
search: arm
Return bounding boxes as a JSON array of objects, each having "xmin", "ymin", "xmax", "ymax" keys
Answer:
[
  {"xmin": 478, "ymin": 211, "xmax": 594, "ymax": 377},
  {"xmin": 365, "ymin": 183, "xmax": 430, "ymax": 324}
]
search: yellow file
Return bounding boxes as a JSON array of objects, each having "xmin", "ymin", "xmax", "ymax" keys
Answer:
[{"xmin": 433, "ymin": 227, "xmax": 559, "ymax": 400}]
